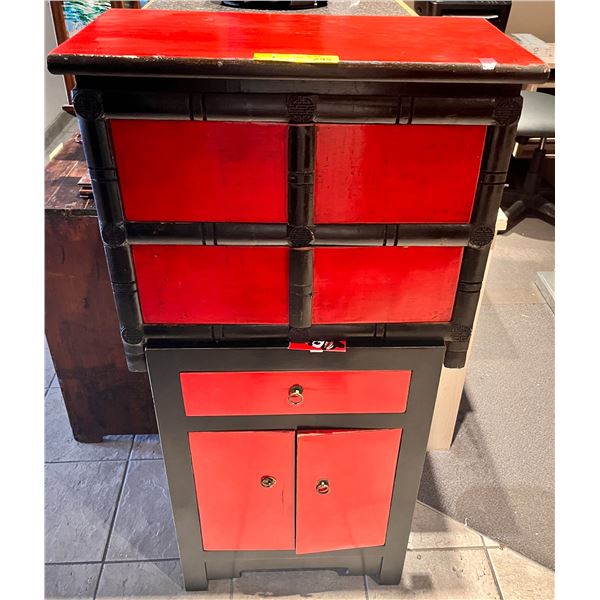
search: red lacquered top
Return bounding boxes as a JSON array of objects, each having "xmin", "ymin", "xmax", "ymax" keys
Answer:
[{"xmin": 48, "ymin": 9, "xmax": 547, "ymax": 83}]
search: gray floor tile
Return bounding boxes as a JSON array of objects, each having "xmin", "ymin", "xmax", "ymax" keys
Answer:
[
  {"xmin": 367, "ymin": 549, "xmax": 500, "ymax": 599},
  {"xmin": 233, "ymin": 570, "xmax": 366, "ymax": 599},
  {"xmin": 106, "ymin": 460, "xmax": 179, "ymax": 561},
  {"xmin": 45, "ymin": 461, "xmax": 126, "ymax": 562},
  {"xmin": 483, "ymin": 218, "xmax": 554, "ymax": 305},
  {"xmin": 131, "ymin": 434, "xmax": 163, "ymax": 460},
  {"xmin": 96, "ymin": 560, "xmax": 230, "ymax": 598},
  {"xmin": 419, "ymin": 302, "xmax": 555, "ymax": 569},
  {"xmin": 45, "ymin": 337, "xmax": 55, "ymax": 389},
  {"xmin": 45, "ymin": 563, "xmax": 101, "ymax": 599},
  {"xmin": 409, "ymin": 502, "xmax": 483, "ymax": 550},
  {"xmin": 488, "ymin": 547, "xmax": 554, "ymax": 600},
  {"xmin": 45, "ymin": 386, "xmax": 133, "ymax": 462}
]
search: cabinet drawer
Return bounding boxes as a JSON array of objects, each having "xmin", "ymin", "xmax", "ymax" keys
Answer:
[
  {"xmin": 133, "ymin": 245, "xmax": 289, "ymax": 324},
  {"xmin": 110, "ymin": 120, "xmax": 287, "ymax": 223},
  {"xmin": 314, "ymin": 124, "xmax": 486, "ymax": 224},
  {"xmin": 313, "ymin": 246, "xmax": 463, "ymax": 323},
  {"xmin": 133, "ymin": 245, "xmax": 461, "ymax": 325},
  {"xmin": 181, "ymin": 370, "xmax": 411, "ymax": 416}
]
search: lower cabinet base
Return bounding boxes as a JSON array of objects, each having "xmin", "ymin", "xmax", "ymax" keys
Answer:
[
  {"xmin": 198, "ymin": 553, "xmax": 397, "ymax": 591},
  {"xmin": 182, "ymin": 552, "xmax": 403, "ymax": 591},
  {"xmin": 146, "ymin": 345, "xmax": 445, "ymax": 592}
]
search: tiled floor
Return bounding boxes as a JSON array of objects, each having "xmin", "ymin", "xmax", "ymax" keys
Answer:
[{"xmin": 45, "ymin": 371, "xmax": 554, "ymax": 599}]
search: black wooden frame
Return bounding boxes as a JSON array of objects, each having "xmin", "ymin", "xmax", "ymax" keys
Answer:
[
  {"xmin": 146, "ymin": 344, "xmax": 445, "ymax": 590},
  {"xmin": 67, "ymin": 75, "xmax": 522, "ymax": 372}
]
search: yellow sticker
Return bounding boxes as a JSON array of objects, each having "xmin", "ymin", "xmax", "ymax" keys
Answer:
[{"xmin": 253, "ymin": 52, "xmax": 340, "ymax": 64}]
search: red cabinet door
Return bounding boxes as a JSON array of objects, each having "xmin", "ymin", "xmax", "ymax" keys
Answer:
[
  {"xmin": 110, "ymin": 120, "xmax": 288, "ymax": 223},
  {"xmin": 296, "ymin": 429, "xmax": 402, "ymax": 554},
  {"xmin": 312, "ymin": 246, "xmax": 463, "ymax": 324},
  {"xmin": 314, "ymin": 124, "xmax": 485, "ymax": 224},
  {"xmin": 132, "ymin": 245, "xmax": 289, "ymax": 324},
  {"xmin": 189, "ymin": 430, "xmax": 295, "ymax": 551},
  {"xmin": 181, "ymin": 370, "xmax": 412, "ymax": 416}
]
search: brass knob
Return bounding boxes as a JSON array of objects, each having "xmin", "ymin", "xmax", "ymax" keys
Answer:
[
  {"xmin": 288, "ymin": 384, "xmax": 304, "ymax": 405},
  {"xmin": 261, "ymin": 476, "xmax": 276, "ymax": 488},
  {"xmin": 316, "ymin": 479, "xmax": 330, "ymax": 495}
]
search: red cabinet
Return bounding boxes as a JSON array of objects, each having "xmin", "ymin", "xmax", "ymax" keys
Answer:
[
  {"xmin": 189, "ymin": 428, "xmax": 402, "ymax": 553},
  {"xmin": 181, "ymin": 370, "xmax": 411, "ymax": 416},
  {"xmin": 50, "ymin": 8, "xmax": 545, "ymax": 589},
  {"xmin": 189, "ymin": 430, "xmax": 295, "ymax": 551},
  {"xmin": 314, "ymin": 124, "xmax": 486, "ymax": 224},
  {"xmin": 110, "ymin": 120, "xmax": 288, "ymax": 223}
]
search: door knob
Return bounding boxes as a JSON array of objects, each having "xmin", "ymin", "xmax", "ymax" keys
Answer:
[
  {"xmin": 316, "ymin": 479, "xmax": 330, "ymax": 494},
  {"xmin": 261, "ymin": 476, "xmax": 276, "ymax": 488},
  {"xmin": 288, "ymin": 384, "xmax": 304, "ymax": 405}
]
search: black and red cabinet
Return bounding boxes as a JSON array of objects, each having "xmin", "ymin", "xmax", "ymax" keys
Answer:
[
  {"xmin": 48, "ymin": 9, "xmax": 546, "ymax": 591},
  {"xmin": 145, "ymin": 345, "xmax": 445, "ymax": 588}
]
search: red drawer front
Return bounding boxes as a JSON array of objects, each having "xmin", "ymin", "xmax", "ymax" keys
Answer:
[
  {"xmin": 296, "ymin": 429, "xmax": 402, "ymax": 554},
  {"xmin": 181, "ymin": 370, "xmax": 411, "ymax": 416},
  {"xmin": 312, "ymin": 246, "xmax": 463, "ymax": 324},
  {"xmin": 134, "ymin": 246, "xmax": 460, "ymax": 325},
  {"xmin": 314, "ymin": 124, "xmax": 486, "ymax": 223},
  {"xmin": 189, "ymin": 431, "xmax": 295, "ymax": 551},
  {"xmin": 110, "ymin": 120, "xmax": 288, "ymax": 223},
  {"xmin": 132, "ymin": 245, "xmax": 288, "ymax": 324}
]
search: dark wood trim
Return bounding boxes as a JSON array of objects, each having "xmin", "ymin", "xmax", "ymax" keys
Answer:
[{"xmin": 48, "ymin": 54, "xmax": 550, "ymax": 83}]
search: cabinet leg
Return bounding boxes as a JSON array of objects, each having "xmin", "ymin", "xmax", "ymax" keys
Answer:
[
  {"xmin": 182, "ymin": 567, "xmax": 209, "ymax": 592},
  {"xmin": 373, "ymin": 571, "xmax": 402, "ymax": 586},
  {"xmin": 377, "ymin": 551, "xmax": 407, "ymax": 585},
  {"xmin": 73, "ymin": 431, "xmax": 104, "ymax": 444},
  {"xmin": 181, "ymin": 557, "xmax": 208, "ymax": 592},
  {"xmin": 184, "ymin": 582, "xmax": 209, "ymax": 592}
]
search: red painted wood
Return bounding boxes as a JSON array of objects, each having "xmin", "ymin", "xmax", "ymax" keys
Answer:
[
  {"xmin": 312, "ymin": 247, "xmax": 463, "ymax": 324},
  {"xmin": 189, "ymin": 431, "xmax": 295, "ymax": 550},
  {"xmin": 296, "ymin": 429, "xmax": 402, "ymax": 554},
  {"xmin": 315, "ymin": 125, "xmax": 486, "ymax": 223},
  {"xmin": 180, "ymin": 370, "xmax": 411, "ymax": 417},
  {"xmin": 132, "ymin": 246, "xmax": 288, "ymax": 324},
  {"xmin": 51, "ymin": 10, "xmax": 545, "ymax": 70},
  {"xmin": 110, "ymin": 120, "xmax": 287, "ymax": 223}
]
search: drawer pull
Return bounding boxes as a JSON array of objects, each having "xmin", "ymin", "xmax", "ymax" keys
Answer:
[
  {"xmin": 288, "ymin": 384, "xmax": 304, "ymax": 405},
  {"xmin": 260, "ymin": 475, "xmax": 276, "ymax": 488},
  {"xmin": 316, "ymin": 479, "xmax": 330, "ymax": 495}
]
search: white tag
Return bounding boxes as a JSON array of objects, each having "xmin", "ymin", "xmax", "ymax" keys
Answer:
[{"xmin": 479, "ymin": 58, "xmax": 498, "ymax": 71}]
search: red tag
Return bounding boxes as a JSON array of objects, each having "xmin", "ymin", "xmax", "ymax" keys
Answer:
[{"xmin": 288, "ymin": 340, "xmax": 347, "ymax": 353}]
